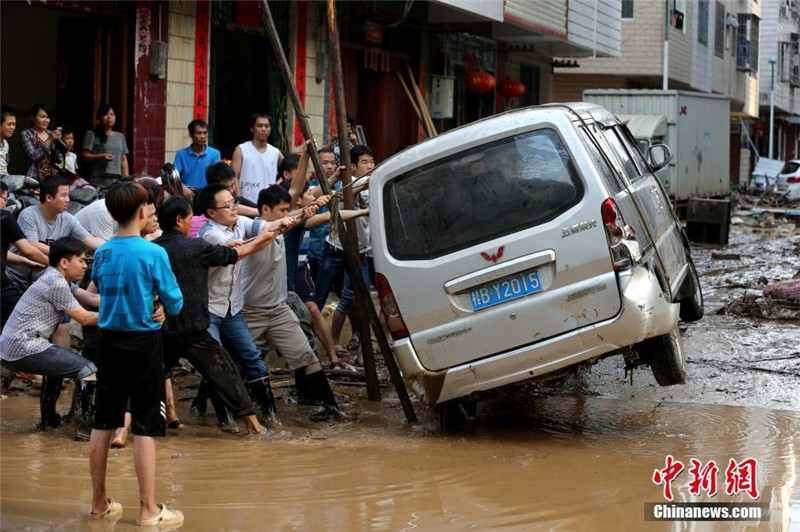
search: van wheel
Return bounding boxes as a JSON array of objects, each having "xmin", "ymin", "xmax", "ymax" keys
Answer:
[
  {"xmin": 680, "ymin": 258, "xmax": 704, "ymax": 322},
  {"xmin": 637, "ymin": 326, "xmax": 686, "ymax": 386}
]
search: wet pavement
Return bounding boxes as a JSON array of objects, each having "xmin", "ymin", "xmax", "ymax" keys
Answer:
[
  {"xmin": 567, "ymin": 221, "xmax": 800, "ymax": 411},
  {"xmin": 2, "ymin": 222, "xmax": 800, "ymax": 531}
]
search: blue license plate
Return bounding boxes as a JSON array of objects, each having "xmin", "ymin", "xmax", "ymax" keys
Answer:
[{"xmin": 469, "ymin": 271, "xmax": 543, "ymax": 311}]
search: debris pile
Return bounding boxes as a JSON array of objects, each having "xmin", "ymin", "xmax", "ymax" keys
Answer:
[{"xmin": 722, "ymin": 277, "xmax": 800, "ymax": 321}]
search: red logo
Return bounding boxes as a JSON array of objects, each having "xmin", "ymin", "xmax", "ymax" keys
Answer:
[{"xmin": 480, "ymin": 246, "xmax": 505, "ymax": 264}]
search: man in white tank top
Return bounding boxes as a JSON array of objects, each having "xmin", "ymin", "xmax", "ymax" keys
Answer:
[{"xmin": 231, "ymin": 113, "xmax": 283, "ymax": 205}]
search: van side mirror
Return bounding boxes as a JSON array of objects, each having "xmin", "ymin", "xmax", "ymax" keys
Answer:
[{"xmin": 649, "ymin": 144, "xmax": 673, "ymax": 171}]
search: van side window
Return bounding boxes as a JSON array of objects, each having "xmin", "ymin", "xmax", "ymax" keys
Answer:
[
  {"xmin": 617, "ymin": 125, "xmax": 652, "ymax": 177},
  {"xmin": 599, "ymin": 127, "xmax": 644, "ymax": 183},
  {"xmin": 580, "ymin": 126, "xmax": 624, "ymax": 194},
  {"xmin": 383, "ymin": 128, "xmax": 584, "ymax": 260},
  {"xmin": 590, "ymin": 127, "xmax": 631, "ymax": 186}
]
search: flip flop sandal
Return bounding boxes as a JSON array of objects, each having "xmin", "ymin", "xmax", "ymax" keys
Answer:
[
  {"xmin": 88, "ymin": 497, "xmax": 123, "ymax": 520},
  {"xmin": 135, "ymin": 503, "xmax": 184, "ymax": 527},
  {"xmin": 166, "ymin": 419, "xmax": 184, "ymax": 430}
]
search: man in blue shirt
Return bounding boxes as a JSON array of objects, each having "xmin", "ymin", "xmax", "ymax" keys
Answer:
[
  {"xmin": 88, "ymin": 181, "xmax": 184, "ymax": 527},
  {"xmin": 173, "ymin": 119, "xmax": 221, "ymax": 198}
]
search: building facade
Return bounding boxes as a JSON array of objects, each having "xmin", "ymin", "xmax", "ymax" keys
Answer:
[
  {"xmin": 0, "ymin": 0, "xmax": 621, "ymax": 174},
  {"xmin": 758, "ymin": 0, "xmax": 800, "ymax": 161},
  {"xmin": 552, "ymin": 0, "xmax": 763, "ymax": 187}
]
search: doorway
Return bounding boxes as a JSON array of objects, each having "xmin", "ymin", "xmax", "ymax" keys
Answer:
[
  {"xmin": 209, "ymin": 30, "xmax": 275, "ymax": 159},
  {"xmin": 0, "ymin": 2, "xmax": 128, "ymax": 176}
]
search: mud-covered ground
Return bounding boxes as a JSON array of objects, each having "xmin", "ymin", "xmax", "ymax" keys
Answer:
[
  {"xmin": 2, "ymin": 215, "xmax": 800, "ymax": 532},
  {"xmin": 536, "ymin": 218, "xmax": 800, "ymax": 412}
]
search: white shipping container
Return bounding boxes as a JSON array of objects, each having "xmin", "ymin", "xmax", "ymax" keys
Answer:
[{"xmin": 583, "ymin": 89, "xmax": 730, "ymax": 202}]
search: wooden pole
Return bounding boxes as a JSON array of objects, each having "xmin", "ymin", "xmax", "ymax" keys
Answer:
[
  {"xmin": 406, "ymin": 65, "xmax": 437, "ymax": 137},
  {"xmin": 326, "ymin": 0, "xmax": 381, "ymax": 403},
  {"xmin": 258, "ymin": 0, "xmax": 417, "ymax": 422},
  {"xmin": 396, "ymin": 71, "xmax": 430, "ymax": 138}
]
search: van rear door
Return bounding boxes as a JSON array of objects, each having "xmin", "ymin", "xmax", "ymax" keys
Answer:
[{"xmin": 376, "ymin": 125, "xmax": 621, "ymax": 372}]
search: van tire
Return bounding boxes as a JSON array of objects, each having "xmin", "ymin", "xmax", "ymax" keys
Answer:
[
  {"xmin": 679, "ymin": 258, "xmax": 704, "ymax": 322},
  {"xmin": 638, "ymin": 326, "xmax": 686, "ymax": 386},
  {"xmin": 435, "ymin": 399, "xmax": 478, "ymax": 431}
]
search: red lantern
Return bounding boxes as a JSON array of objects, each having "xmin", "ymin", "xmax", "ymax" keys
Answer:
[
  {"xmin": 466, "ymin": 71, "xmax": 497, "ymax": 94},
  {"xmin": 498, "ymin": 78, "xmax": 526, "ymax": 99}
]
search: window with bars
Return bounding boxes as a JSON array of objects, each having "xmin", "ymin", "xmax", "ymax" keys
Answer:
[
  {"xmin": 736, "ymin": 13, "xmax": 759, "ymax": 72},
  {"xmin": 698, "ymin": 0, "xmax": 709, "ymax": 45},
  {"xmin": 780, "ymin": 36, "xmax": 800, "ymax": 86},
  {"xmin": 621, "ymin": 0, "xmax": 634, "ymax": 19},
  {"xmin": 714, "ymin": 3, "xmax": 725, "ymax": 56}
]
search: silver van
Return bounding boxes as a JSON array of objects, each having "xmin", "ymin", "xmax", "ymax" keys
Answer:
[{"xmin": 369, "ymin": 103, "xmax": 703, "ymax": 414}]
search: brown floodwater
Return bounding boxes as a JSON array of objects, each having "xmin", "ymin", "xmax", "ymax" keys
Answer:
[{"xmin": 2, "ymin": 393, "xmax": 799, "ymax": 531}]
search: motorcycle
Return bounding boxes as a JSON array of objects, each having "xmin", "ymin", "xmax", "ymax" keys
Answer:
[{"xmin": 1, "ymin": 175, "xmax": 40, "ymax": 216}]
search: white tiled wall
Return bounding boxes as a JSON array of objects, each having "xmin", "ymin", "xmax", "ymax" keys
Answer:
[
  {"xmin": 298, "ymin": 3, "xmax": 328, "ymax": 148},
  {"xmin": 165, "ymin": 1, "xmax": 197, "ymax": 162}
]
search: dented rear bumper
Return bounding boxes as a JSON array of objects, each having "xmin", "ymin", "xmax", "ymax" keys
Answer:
[{"xmin": 393, "ymin": 265, "xmax": 679, "ymax": 405}]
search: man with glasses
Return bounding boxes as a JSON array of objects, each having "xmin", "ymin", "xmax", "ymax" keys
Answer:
[
  {"xmin": 188, "ymin": 163, "xmax": 259, "ymax": 238},
  {"xmin": 196, "ymin": 184, "xmax": 297, "ymax": 427}
]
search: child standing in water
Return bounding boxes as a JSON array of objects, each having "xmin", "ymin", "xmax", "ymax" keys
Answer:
[{"xmin": 87, "ymin": 181, "xmax": 185, "ymax": 527}]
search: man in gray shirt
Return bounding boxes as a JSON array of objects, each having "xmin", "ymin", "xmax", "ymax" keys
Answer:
[
  {"xmin": 0, "ymin": 238, "xmax": 99, "ymax": 429},
  {"xmin": 241, "ymin": 185, "xmax": 346, "ymax": 421},
  {"xmin": 8, "ymin": 176, "xmax": 105, "ymax": 287}
]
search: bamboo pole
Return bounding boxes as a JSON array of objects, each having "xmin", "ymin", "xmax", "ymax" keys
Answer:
[
  {"xmin": 396, "ymin": 71, "xmax": 430, "ymax": 138},
  {"xmin": 258, "ymin": 0, "xmax": 417, "ymax": 422},
  {"xmin": 406, "ymin": 64, "xmax": 437, "ymax": 137},
  {"xmin": 326, "ymin": 0, "xmax": 381, "ymax": 403}
]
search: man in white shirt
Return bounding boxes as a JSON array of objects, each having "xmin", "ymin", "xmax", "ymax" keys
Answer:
[
  {"xmin": 231, "ymin": 113, "xmax": 283, "ymax": 205},
  {"xmin": 196, "ymin": 183, "xmax": 295, "ymax": 426}
]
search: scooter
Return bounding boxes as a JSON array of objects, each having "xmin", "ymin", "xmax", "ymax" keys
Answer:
[{"xmin": 1, "ymin": 175, "xmax": 40, "ymax": 216}]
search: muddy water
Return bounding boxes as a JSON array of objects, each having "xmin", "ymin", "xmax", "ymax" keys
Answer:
[{"xmin": 2, "ymin": 395, "xmax": 799, "ymax": 531}]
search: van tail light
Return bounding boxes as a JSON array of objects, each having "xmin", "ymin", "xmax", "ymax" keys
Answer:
[
  {"xmin": 787, "ymin": 176, "xmax": 800, "ymax": 184},
  {"xmin": 375, "ymin": 273, "xmax": 410, "ymax": 340},
  {"xmin": 601, "ymin": 198, "xmax": 634, "ymax": 272}
]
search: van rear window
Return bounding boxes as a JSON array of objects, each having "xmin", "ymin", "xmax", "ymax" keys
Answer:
[{"xmin": 383, "ymin": 128, "xmax": 584, "ymax": 260}]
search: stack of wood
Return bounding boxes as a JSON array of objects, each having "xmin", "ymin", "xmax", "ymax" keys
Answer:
[{"xmin": 397, "ymin": 65, "xmax": 437, "ymax": 139}]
